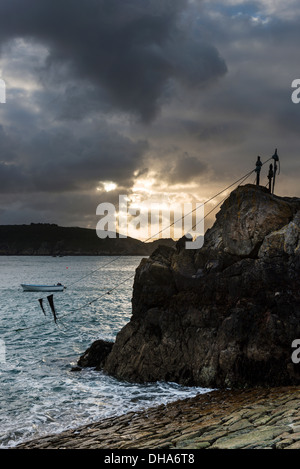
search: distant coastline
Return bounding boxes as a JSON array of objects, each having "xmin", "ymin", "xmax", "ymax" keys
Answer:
[{"xmin": 0, "ymin": 223, "xmax": 175, "ymax": 257}]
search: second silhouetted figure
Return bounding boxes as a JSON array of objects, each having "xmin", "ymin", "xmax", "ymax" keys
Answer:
[{"xmin": 255, "ymin": 156, "xmax": 263, "ymax": 185}]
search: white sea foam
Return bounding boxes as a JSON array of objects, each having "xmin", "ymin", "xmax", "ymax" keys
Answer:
[{"xmin": 0, "ymin": 256, "xmax": 211, "ymax": 448}]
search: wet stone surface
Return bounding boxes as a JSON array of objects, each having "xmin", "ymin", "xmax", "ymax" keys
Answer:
[{"xmin": 15, "ymin": 386, "xmax": 300, "ymax": 450}]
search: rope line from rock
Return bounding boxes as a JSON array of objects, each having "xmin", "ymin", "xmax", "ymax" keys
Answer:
[{"xmin": 13, "ymin": 156, "xmax": 274, "ymax": 332}]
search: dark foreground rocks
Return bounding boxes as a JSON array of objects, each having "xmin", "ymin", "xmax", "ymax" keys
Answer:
[
  {"xmin": 16, "ymin": 386, "xmax": 300, "ymax": 449},
  {"xmin": 80, "ymin": 184, "xmax": 300, "ymax": 389},
  {"xmin": 77, "ymin": 340, "xmax": 113, "ymax": 370}
]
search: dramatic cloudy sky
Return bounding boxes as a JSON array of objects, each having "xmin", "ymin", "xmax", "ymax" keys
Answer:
[{"xmin": 0, "ymin": 0, "xmax": 299, "ymax": 238}]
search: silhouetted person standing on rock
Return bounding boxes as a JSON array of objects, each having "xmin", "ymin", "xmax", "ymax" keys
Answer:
[
  {"xmin": 255, "ymin": 156, "xmax": 263, "ymax": 185},
  {"xmin": 272, "ymin": 148, "xmax": 279, "ymax": 194},
  {"xmin": 267, "ymin": 163, "xmax": 274, "ymax": 193}
]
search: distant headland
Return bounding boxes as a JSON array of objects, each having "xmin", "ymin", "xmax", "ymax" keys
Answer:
[{"xmin": 0, "ymin": 223, "xmax": 175, "ymax": 256}]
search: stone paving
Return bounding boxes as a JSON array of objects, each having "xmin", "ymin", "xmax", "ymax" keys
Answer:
[{"xmin": 16, "ymin": 386, "xmax": 300, "ymax": 449}]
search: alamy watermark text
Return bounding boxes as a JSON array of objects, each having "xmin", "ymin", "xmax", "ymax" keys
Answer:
[
  {"xmin": 96, "ymin": 195, "xmax": 204, "ymax": 249},
  {"xmin": 0, "ymin": 77, "xmax": 6, "ymax": 104}
]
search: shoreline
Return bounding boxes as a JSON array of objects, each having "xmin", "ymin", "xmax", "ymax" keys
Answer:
[{"xmin": 14, "ymin": 385, "xmax": 300, "ymax": 450}]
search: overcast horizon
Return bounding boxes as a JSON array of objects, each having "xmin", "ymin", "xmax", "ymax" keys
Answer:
[{"xmin": 0, "ymin": 0, "xmax": 300, "ymax": 239}]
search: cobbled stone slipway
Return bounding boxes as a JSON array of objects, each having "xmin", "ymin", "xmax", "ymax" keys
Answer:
[{"xmin": 15, "ymin": 386, "xmax": 300, "ymax": 450}]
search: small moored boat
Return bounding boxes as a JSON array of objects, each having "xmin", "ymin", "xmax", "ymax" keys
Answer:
[{"xmin": 21, "ymin": 283, "xmax": 65, "ymax": 292}]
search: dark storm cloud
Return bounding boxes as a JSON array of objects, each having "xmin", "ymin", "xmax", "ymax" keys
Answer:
[
  {"xmin": 181, "ymin": 119, "xmax": 247, "ymax": 144},
  {"xmin": 122, "ymin": 0, "xmax": 300, "ymax": 207},
  {"xmin": 0, "ymin": 0, "xmax": 227, "ymax": 122},
  {"xmin": 2, "ymin": 0, "xmax": 299, "ymax": 228},
  {"xmin": 0, "ymin": 190, "xmax": 102, "ymax": 226},
  {"xmin": 163, "ymin": 152, "xmax": 207, "ymax": 184},
  {"xmin": 0, "ymin": 120, "xmax": 148, "ymax": 194}
]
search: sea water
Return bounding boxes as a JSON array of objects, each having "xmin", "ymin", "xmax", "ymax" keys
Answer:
[{"xmin": 0, "ymin": 256, "xmax": 211, "ymax": 448}]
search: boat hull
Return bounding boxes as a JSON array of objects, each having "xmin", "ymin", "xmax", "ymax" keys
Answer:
[{"xmin": 21, "ymin": 284, "xmax": 65, "ymax": 292}]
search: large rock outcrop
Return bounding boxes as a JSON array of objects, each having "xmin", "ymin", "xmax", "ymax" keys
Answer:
[{"xmin": 79, "ymin": 185, "xmax": 300, "ymax": 388}]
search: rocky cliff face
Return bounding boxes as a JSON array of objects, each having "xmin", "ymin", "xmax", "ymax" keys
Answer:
[{"xmin": 79, "ymin": 185, "xmax": 300, "ymax": 388}]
